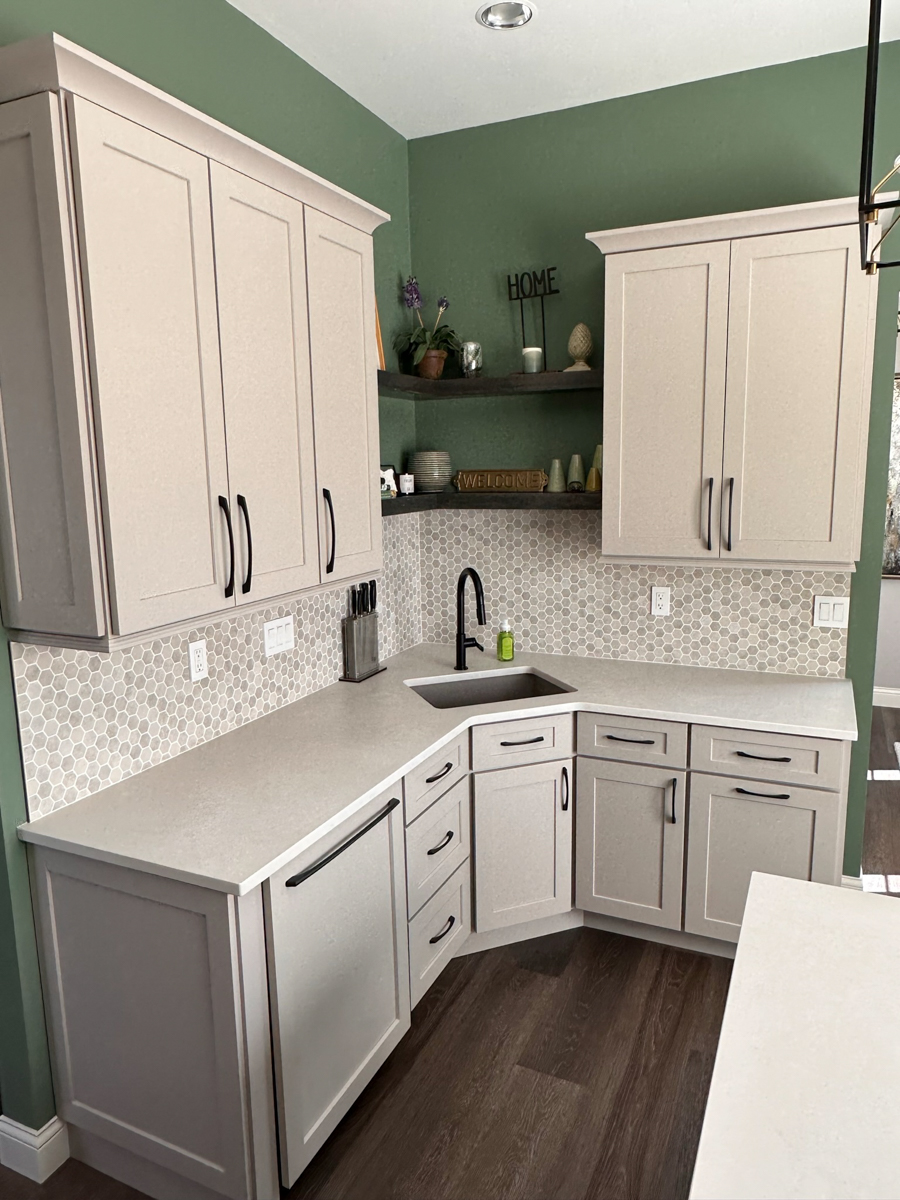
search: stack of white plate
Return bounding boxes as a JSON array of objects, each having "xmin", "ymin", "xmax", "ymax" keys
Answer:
[{"xmin": 410, "ymin": 450, "xmax": 453, "ymax": 493}]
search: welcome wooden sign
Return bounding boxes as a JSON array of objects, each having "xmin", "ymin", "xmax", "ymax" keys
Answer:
[{"xmin": 455, "ymin": 469, "xmax": 548, "ymax": 492}]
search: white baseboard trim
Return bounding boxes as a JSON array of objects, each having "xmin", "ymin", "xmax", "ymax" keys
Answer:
[
  {"xmin": 873, "ymin": 686, "xmax": 900, "ymax": 708},
  {"xmin": 842, "ymin": 874, "xmax": 864, "ymax": 890},
  {"xmin": 0, "ymin": 1115, "xmax": 69, "ymax": 1183}
]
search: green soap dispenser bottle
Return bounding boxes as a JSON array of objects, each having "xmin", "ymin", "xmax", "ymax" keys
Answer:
[{"xmin": 497, "ymin": 619, "xmax": 515, "ymax": 662}]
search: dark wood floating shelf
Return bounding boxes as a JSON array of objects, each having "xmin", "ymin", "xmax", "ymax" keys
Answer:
[
  {"xmin": 382, "ymin": 492, "xmax": 603, "ymax": 515},
  {"xmin": 377, "ymin": 369, "xmax": 603, "ymax": 400}
]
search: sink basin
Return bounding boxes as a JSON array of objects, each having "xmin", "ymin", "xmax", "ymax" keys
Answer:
[{"xmin": 406, "ymin": 667, "xmax": 576, "ymax": 710}]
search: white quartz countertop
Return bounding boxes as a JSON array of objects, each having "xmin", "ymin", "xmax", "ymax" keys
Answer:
[
  {"xmin": 690, "ymin": 873, "xmax": 900, "ymax": 1200},
  {"xmin": 19, "ymin": 645, "xmax": 857, "ymax": 894}
]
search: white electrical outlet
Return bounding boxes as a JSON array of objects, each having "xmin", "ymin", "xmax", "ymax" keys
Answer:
[
  {"xmin": 264, "ymin": 614, "xmax": 295, "ymax": 657},
  {"xmin": 651, "ymin": 586, "xmax": 671, "ymax": 617},
  {"xmin": 188, "ymin": 639, "xmax": 208, "ymax": 682},
  {"xmin": 813, "ymin": 596, "xmax": 850, "ymax": 629}
]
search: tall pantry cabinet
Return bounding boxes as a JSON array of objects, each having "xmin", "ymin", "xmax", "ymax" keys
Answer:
[
  {"xmin": 590, "ymin": 202, "xmax": 878, "ymax": 567},
  {"xmin": 0, "ymin": 36, "xmax": 387, "ymax": 647}
]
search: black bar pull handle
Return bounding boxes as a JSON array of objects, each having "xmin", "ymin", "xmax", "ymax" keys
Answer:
[
  {"xmin": 425, "ymin": 762, "xmax": 453, "ymax": 785},
  {"xmin": 561, "ymin": 765, "xmax": 569, "ymax": 812},
  {"xmin": 670, "ymin": 776, "xmax": 678, "ymax": 825},
  {"xmin": 218, "ymin": 495, "xmax": 235, "ymax": 599},
  {"xmin": 736, "ymin": 750, "xmax": 792, "ymax": 764},
  {"xmin": 735, "ymin": 787, "xmax": 790, "ymax": 801},
  {"xmin": 323, "ymin": 488, "xmax": 336, "ymax": 574},
  {"xmin": 705, "ymin": 477, "xmax": 714, "ymax": 552},
  {"xmin": 237, "ymin": 494, "xmax": 252, "ymax": 595},
  {"xmin": 500, "ymin": 735, "xmax": 545, "ymax": 747},
  {"xmin": 429, "ymin": 915, "xmax": 456, "ymax": 945},
  {"xmin": 285, "ymin": 797, "xmax": 399, "ymax": 887},
  {"xmin": 725, "ymin": 477, "xmax": 735, "ymax": 552},
  {"xmin": 426, "ymin": 830, "xmax": 454, "ymax": 856},
  {"xmin": 605, "ymin": 734, "xmax": 655, "ymax": 746}
]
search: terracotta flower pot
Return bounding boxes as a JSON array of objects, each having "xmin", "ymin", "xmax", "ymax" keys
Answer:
[{"xmin": 416, "ymin": 349, "xmax": 448, "ymax": 380}]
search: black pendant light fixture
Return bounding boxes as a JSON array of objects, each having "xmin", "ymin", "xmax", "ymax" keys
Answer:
[{"xmin": 859, "ymin": 0, "xmax": 900, "ymax": 272}]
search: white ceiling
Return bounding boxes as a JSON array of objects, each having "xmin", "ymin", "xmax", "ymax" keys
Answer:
[{"xmin": 226, "ymin": 0, "xmax": 900, "ymax": 139}]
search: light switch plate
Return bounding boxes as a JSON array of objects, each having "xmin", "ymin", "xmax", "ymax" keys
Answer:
[
  {"xmin": 813, "ymin": 596, "xmax": 850, "ymax": 629},
  {"xmin": 188, "ymin": 639, "xmax": 208, "ymax": 682},
  {"xmin": 651, "ymin": 586, "xmax": 671, "ymax": 617},
  {"xmin": 264, "ymin": 614, "xmax": 295, "ymax": 657}
]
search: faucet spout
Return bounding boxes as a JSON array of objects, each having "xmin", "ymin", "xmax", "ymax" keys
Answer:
[{"xmin": 455, "ymin": 568, "xmax": 486, "ymax": 671}]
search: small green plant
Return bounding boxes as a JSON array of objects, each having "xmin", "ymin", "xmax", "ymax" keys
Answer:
[{"xmin": 393, "ymin": 277, "xmax": 460, "ymax": 367}]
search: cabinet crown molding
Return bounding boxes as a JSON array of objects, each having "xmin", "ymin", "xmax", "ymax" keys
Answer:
[
  {"xmin": 586, "ymin": 196, "xmax": 874, "ymax": 255},
  {"xmin": 0, "ymin": 33, "xmax": 390, "ymax": 235}
]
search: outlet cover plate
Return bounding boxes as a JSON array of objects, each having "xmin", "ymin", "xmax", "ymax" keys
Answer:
[
  {"xmin": 264, "ymin": 615, "xmax": 295, "ymax": 657},
  {"xmin": 813, "ymin": 596, "xmax": 850, "ymax": 629},
  {"xmin": 189, "ymin": 639, "xmax": 208, "ymax": 682},
  {"xmin": 651, "ymin": 586, "xmax": 671, "ymax": 617}
]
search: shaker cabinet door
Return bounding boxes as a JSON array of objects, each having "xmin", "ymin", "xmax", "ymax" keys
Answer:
[
  {"xmin": 210, "ymin": 162, "xmax": 320, "ymax": 601},
  {"xmin": 684, "ymin": 771, "xmax": 841, "ymax": 943},
  {"xmin": 473, "ymin": 760, "xmax": 573, "ymax": 932},
  {"xmin": 305, "ymin": 208, "xmax": 382, "ymax": 583},
  {"xmin": 721, "ymin": 224, "xmax": 876, "ymax": 564},
  {"xmin": 68, "ymin": 96, "xmax": 232, "ymax": 634},
  {"xmin": 602, "ymin": 241, "xmax": 730, "ymax": 558},
  {"xmin": 575, "ymin": 759, "xmax": 685, "ymax": 931}
]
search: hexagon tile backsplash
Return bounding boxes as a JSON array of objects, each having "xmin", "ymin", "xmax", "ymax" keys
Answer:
[{"xmin": 13, "ymin": 509, "xmax": 849, "ymax": 819}]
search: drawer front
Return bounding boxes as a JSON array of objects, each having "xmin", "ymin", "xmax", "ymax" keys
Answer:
[
  {"xmin": 690, "ymin": 725, "xmax": 846, "ymax": 792},
  {"xmin": 403, "ymin": 732, "xmax": 470, "ymax": 824},
  {"xmin": 406, "ymin": 776, "xmax": 471, "ymax": 917},
  {"xmin": 577, "ymin": 712, "xmax": 687, "ymax": 769},
  {"xmin": 408, "ymin": 859, "xmax": 471, "ymax": 1008},
  {"xmin": 472, "ymin": 714, "xmax": 573, "ymax": 772}
]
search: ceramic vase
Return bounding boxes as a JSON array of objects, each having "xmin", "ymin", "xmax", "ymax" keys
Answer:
[
  {"xmin": 547, "ymin": 459, "xmax": 566, "ymax": 493},
  {"xmin": 591, "ymin": 443, "xmax": 603, "ymax": 475},
  {"xmin": 585, "ymin": 467, "xmax": 601, "ymax": 493},
  {"xmin": 567, "ymin": 454, "xmax": 586, "ymax": 492}
]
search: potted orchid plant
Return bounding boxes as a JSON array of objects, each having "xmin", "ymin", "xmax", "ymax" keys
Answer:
[{"xmin": 393, "ymin": 277, "xmax": 460, "ymax": 380}]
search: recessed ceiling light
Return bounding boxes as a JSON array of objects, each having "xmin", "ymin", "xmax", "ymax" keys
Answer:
[{"xmin": 476, "ymin": 3, "xmax": 535, "ymax": 31}]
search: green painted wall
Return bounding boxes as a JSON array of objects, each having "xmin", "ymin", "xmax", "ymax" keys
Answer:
[
  {"xmin": 407, "ymin": 43, "xmax": 900, "ymax": 875},
  {"xmin": 0, "ymin": 0, "xmax": 412, "ymax": 1127}
]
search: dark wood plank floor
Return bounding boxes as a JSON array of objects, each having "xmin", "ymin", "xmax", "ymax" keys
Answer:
[
  {"xmin": 862, "ymin": 705, "xmax": 900, "ymax": 897},
  {"xmin": 11, "ymin": 708, "xmax": 900, "ymax": 1200},
  {"xmin": 289, "ymin": 928, "xmax": 732, "ymax": 1200}
]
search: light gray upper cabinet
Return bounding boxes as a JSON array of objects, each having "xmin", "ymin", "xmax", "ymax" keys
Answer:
[
  {"xmin": 601, "ymin": 241, "xmax": 729, "ymax": 559},
  {"xmin": 473, "ymin": 759, "xmax": 573, "ymax": 932},
  {"xmin": 575, "ymin": 758, "xmax": 686, "ymax": 931},
  {"xmin": 209, "ymin": 162, "xmax": 321, "ymax": 602},
  {"xmin": 305, "ymin": 208, "xmax": 383, "ymax": 583},
  {"xmin": 591, "ymin": 204, "xmax": 877, "ymax": 566},
  {"xmin": 264, "ymin": 790, "xmax": 410, "ymax": 1188},
  {"xmin": 0, "ymin": 45, "xmax": 387, "ymax": 647},
  {"xmin": 69, "ymin": 96, "xmax": 233, "ymax": 635}
]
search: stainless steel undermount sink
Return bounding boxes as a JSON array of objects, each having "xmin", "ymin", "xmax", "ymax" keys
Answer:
[{"xmin": 406, "ymin": 667, "xmax": 576, "ymax": 710}]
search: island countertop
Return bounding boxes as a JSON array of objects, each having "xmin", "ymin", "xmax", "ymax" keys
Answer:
[{"xmin": 18, "ymin": 645, "xmax": 857, "ymax": 895}]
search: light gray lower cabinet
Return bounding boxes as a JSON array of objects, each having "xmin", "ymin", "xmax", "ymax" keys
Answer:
[
  {"xmin": 575, "ymin": 758, "xmax": 686, "ymax": 931},
  {"xmin": 30, "ymin": 847, "xmax": 278, "ymax": 1200},
  {"xmin": 473, "ymin": 759, "xmax": 573, "ymax": 932},
  {"xmin": 263, "ymin": 788, "xmax": 411, "ymax": 1189},
  {"xmin": 683, "ymin": 771, "xmax": 842, "ymax": 943}
]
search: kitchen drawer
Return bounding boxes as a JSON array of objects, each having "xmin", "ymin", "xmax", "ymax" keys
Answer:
[
  {"xmin": 408, "ymin": 859, "xmax": 471, "ymax": 1008},
  {"xmin": 406, "ymin": 776, "xmax": 471, "ymax": 917},
  {"xmin": 577, "ymin": 712, "xmax": 687, "ymax": 769},
  {"xmin": 690, "ymin": 725, "xmax": 847, "ymax": 792},
  {"xmin": 403, "ymin": 732, "xmax": 469, "ymax": 824},
  {"xmin": 471, "ymin": 713, "xmax": 573, "ymax": 772}
]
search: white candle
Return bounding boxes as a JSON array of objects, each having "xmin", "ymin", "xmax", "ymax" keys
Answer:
[{"xmin": 522, "ymin": 346, "xmax": 543, "ymax": 373}]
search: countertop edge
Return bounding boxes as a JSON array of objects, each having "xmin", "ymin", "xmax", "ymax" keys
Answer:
[{"xmin": 18, "ymin": 689, "xmax": 858, "ymax": 895}]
